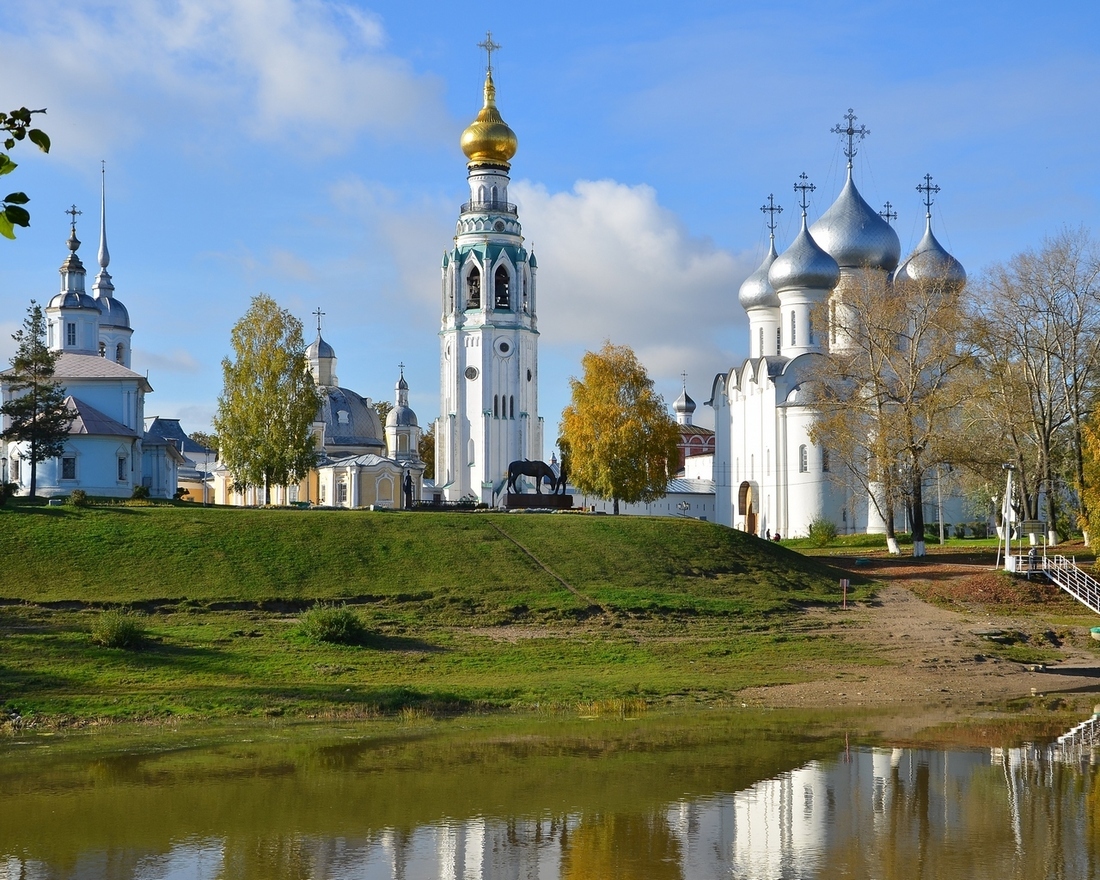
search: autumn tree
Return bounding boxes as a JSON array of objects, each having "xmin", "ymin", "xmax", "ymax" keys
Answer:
[
  {"xmin": 214, "ymin": 295, "xmax": 320, "ymax": 504},
  {"xmin": 419, "ymin": 421, "xmax": 435, "ymax": 480},
  {"xmin": 964, "ymin": 228, "xmax": 1100, "ymax": 543},
  {"xmin": 0, "ymin": 107, "xmax": 50, "ymax": 240},
  {"xmin": 560, "ymin": 341, "xmax": 680, "ymax": 514},
  {"xmin": 1, "ymin": 301, "xmax": 74, "ymax": 497}
]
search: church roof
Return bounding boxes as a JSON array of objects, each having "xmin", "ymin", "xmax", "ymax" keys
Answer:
[
  {"xmin": 738, "ymin": 237, "xmax": 780, "ymax": 310},
  {"xmin": 892, "ymin": 216, "xmax": 966, "ymax": 291},
  {"xmin": 52, "ymin": 352, "xmax": 153, "ymax": 391},
  {"xmin": 769, "ymin": 216, "xmax": 839, "ymax": 292},
  {"xmin": 96, "ymin": 295, "xmax": 130, "ymax": 329},
  {"xmin": 63, "ymin": 395, "xmax": 139, "ymax": 437},
  {"xmin": 317, "ymin": 386, "xmax": 385, "ymax": 452},
  {"xmin": 810, "ymin": 168, "xmax": 900, "ymax": 271},
  {"xmin": 144, "ymin": 417, "xmax": 215, "ymax": 457},
  {"xmin": 387, "ymin": 404, "xmax": 418, "ymax": 428}
]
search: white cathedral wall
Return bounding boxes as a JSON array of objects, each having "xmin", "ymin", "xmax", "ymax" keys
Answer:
[{"xmin": 11, "ymin": 435, "xmax": 137, "ymax": 498}]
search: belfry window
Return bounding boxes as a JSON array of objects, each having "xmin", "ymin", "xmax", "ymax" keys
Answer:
[
  {"xmin": 494, "ymin": 266, "xmax": 510, "ymax": 309},
  {"xmin": 116, "ymin": 343, "xmax": 124, "ymax": 364},
  {"xmin": 522, "ymin": 276, "xmax": 528, "ymax": 313},
  {"xmin": 466, "ymin": 268, "xmax": 481, "ymax": 309}
]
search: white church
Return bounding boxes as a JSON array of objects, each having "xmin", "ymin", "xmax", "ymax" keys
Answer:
[
  {"xmin": 1, "ymin": 183, "xmax": 185, "ymax": 498},
  {"xmin": 709, "ymin": 114, "xmax": 967, "ymax": 540}
]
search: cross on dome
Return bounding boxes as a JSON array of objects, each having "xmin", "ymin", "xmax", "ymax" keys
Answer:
[
  {"xmin": 917, "ymin": 173, "xmax": 941, "ymax": 215},
  {"xmin": 478, "ymin": 31, "xmax": 501, "ymax": 73},
  {"xmin": 831, "ymin": 108, "xmax": 869, "ymax": 167},
  {"xmin": 66, "ymin": 204, "xmax": 82, "ymax": 232},
  {"xmin": 794, "ymin": 173, "xmax": 815, "ymax": 215},
  {"xmin": 880, "ymin": 201, "xmax": 897, "ymax": 224},
  {"xmin": 760, "ymin": 194, "xmax": 783, "ymax": 234}
]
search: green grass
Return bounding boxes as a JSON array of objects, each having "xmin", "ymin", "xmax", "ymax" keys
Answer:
[{"xmin": 0, "ymin": 501, "xmax": 877, "ymax": 725}]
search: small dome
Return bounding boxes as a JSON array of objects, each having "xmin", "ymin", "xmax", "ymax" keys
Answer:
[
  {"xmin": 738, "ymin": 237, "xmax": 780, "ymax": 310},
  {"xmin": 673, "ymin": 388, "xmax": 696, "ymax": 415},
  {"xmin": 396, "ymin": 373, "xmax": 409, "ymax": 392},
  {"xmin": 306, "ymin": 333, "xmax": 336, "ymax": 361},
  {"xmin": 387, "ymin": 405, "xmax": 418, "ymax": 429},
  {"xmin": 892, "ymin": 216, "xmax": 966, "ymax": 292},
  {"xmin": 769, "ymin": 216, "xmax": 840, "ymax": 293},
  {"xmin": 48, "ymin": 290, "xmax": 98, "ymax": 311},
  {"xmin": 460, "ymin": 71, "xmax": 518, "ymax": 167},
  {"xmin": 96, "ymin": 296, "xmax": 130, "ymax": 329},
  {"xmin": 810, "ymin": 170, "xmax": 900, "ymax": 271}
]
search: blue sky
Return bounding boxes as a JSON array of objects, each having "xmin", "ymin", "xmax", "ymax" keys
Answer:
[{"xmin": 1, "ymin": 0, "xmax": 1098, "ymax": 444}]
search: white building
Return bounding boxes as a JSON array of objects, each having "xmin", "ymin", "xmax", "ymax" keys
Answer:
[
  {"xmin": 1, "ymin": 181, "xmax": 183, "ymax": 499},
  {"xmin": 434, "ymin": 57, "xmax": 542, "ymax": 504},
  {"xmin": 710, "ymin": 116, "xmax": 966, "ymax": 539}
]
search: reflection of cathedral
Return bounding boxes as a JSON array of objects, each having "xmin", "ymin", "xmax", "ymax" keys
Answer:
[{"xmin": 433, "ymin": 40, "xmax": 542, "ymax": 504}]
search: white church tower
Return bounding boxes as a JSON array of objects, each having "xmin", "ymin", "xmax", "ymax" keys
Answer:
[{"xmin": 435, "ymin": 35, "xmax": 542, "ymax": 503}]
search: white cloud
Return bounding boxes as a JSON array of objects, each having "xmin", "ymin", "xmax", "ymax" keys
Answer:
[
  {"xmin": 133, "ymin": 347, "xmax": 203, "ymax": 375},
  {"xmin": 511, "ymin": 178, "xmax": 755, "ymax": 396},
  {"xmin": 3, "ymin": 0, "xmax": 449, "ymax": 162}
]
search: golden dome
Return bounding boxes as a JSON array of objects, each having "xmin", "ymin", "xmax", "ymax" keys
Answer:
[{"xmin": 460, "ymin": 70, "xmax": 517, "ymax": 167}]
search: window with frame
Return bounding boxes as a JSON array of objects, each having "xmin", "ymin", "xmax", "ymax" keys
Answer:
[
  {"xmin": 118, "ymin": 457, "xmax": 127, "ymax": 481},
  {"xmin": 466, "ymin": 267, "xmax": 481, "ymax": 309},
  {"xmin": 494, "ymin": 265, "xmax": 510, "ymax": 309},
  {"xmin": 62, "ymin": 457, "xmax": 76, "ymax": 480},
  {"xmin": 776, "ymin": 328, "xmax": 781, "ymax": 355},
  {"xmin": 336, "ymin": 482, "xmax": 348, "ymax": 504},
  {"xmin": 790, "ymin": 311, "xmax": 796, "ymax": 347},
  {"xmin": 798, "ymin": 445, "xmax": 808, "ymax": 473},
  {"xmin": 66, "ymin": 323, "xmax": 76, "ymax": 346},
  {"xmin": 11, "ymin": 458, "xmax": 20, "ymax": 482}
]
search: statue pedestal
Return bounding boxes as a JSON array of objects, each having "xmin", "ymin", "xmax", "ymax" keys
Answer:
[{"xmin": 504, "ymin": 494, "xmax": 574, "ymax": 510}]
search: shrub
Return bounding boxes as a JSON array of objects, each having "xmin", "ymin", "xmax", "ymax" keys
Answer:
[
  {"xmin": 131, "ymin": 485, "xmax": 150, "ymax": 500},
  {"xmin": 807, "ymin": 517, "xmax": 839, "ymax": 547},
  {"xmin": 299, "ymin": 603, "xmax": 366, "ymax": 645},
  {"xmin": 68, "ymin": 489, "xmax": 89, "ymax": 507},
  {"xmin": 90, "ymin": 609, "xmax": 144, "ymax": 649}
]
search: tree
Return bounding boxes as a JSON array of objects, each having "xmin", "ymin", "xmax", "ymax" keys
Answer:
[
  {"xmin": 0, "ymin": 301, "xmax": 74, "ymax": 497},
  {"xmin": 0, "ymin": 107, "xmax": 50, "ymax": 240},
  {"xmin": 560, "ymin": 342, "xmax": 680, "ymax": 514},
  {"xmin": 373, "ymin": 399, "xmax": 392, "ymax": 425},
  {"xmin": 188, "ymin": 431, "xmax": 219, "ymax": 456},
  {"xmin": 810, "ymin": 265, "xmax": 971, "ymax": 556},
  {"xmin": 213, "ymin": 295, "xmax": 320, "ymax": 504},
  {"xmin": 419, "ymin": 420, "xmax": 435, "ymax": 479}
]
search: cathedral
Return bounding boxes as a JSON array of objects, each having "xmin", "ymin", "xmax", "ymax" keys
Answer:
[
  {"xmin": 709, "ymin": 113, "xmax": 967, "ymax": 539},
  {"xmin": 0, "ymin": 178, "xmax": 185, "ymax": 499},
  {"xmin": 432, "ymin": 44, "xmax": 543, "ymax": 504}
]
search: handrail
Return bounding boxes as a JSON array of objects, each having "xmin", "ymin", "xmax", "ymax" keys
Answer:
[
  {"xmin": 1031, "ymin": 553, "xmax": 1100, "ymax": 615},
  {"xmin": 460, "ymin": 199, "xmax": 518, "ymax": 216}
]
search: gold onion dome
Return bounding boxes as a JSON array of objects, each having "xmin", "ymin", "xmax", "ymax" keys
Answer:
[{"xmin": 460, "ymin": 71, "xmax": 517, "ymax": 167}]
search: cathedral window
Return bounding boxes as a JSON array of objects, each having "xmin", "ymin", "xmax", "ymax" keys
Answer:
[
  {"xmin": 467, "ymin": 268, "xmax": 481, "ymax": 309},
  {"xmin": 522, "ymin": 276, "xmax": 528, "ymax": 313},
  {"xmin": 798, "ymin": 445, "xmax": 808, "ymax": 473},
  {"xmin": 808, "ymin": 316, "xmax": 814, "ymax": 345},
  {"xmin": 510, "ymin": 395, "xmax": 515, "ymax": 419},
  {"xmin": 116, "ymin": 343, "xmax": 124, "ymax": 364},
  {"xmin": 822, "ymin": 447, "xmax": 830, "ymax": 472},
  {"xmin": 62, "ymin": 456, "xmax": 76, "ymax": 480},
  {"xmin": 759, "ymin": 328, "xmax": 763, "ymax": 357},
  {"xmin": 320, "ymin": 483, "xmax": 326, "ymax": 503},
  {"xmin": 117, "ymin": 456, "xmax": 127, "ymax": 481},
  {"xmin": 494, "ymin": 395, "xmax": 499, "ymax": 418},
  {"xmin": 790, "ymin": 312, "xmax": 796, "ymax": 347},
  {"xmin": 10, "ymin": 458, "xmax": 19, "ymax": 482},
  {"xmin": 66, "ymin": 323, "xmax": 76, "ymax": 347},
  {"xmin": 494, "ymin": 266, "xmax": 510, "ymax": 309},
  {"xmin": 99, "ymin": 341, "xmax": 106, "ymax": 357},
  {"xmin": 776, "ymin": 328, "xmax": 781, "ymax": 356},
  {"xmin": 336, "ymin": 482, "xmax": 348, "ymax": 504}
]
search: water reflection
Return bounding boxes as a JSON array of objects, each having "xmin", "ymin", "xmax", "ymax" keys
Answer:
[{"xmin": 3, "ymin": 714, "xmax": 1100, "ymax": 879}]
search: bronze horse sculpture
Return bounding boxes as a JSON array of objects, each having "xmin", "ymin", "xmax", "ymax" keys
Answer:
[{"xmin": 506, "ymin": 459, "xmax": 561, "ymax": 495}]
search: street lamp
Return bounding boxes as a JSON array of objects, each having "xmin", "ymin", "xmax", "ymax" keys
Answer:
[{"xmin": 677, "ymin": 500, "xmax": 690, "ymax": 517}]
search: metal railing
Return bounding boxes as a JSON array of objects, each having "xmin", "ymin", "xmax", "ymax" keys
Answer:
[
  {"xmin": 1031, "ymin": 554, "xmax": 1100, "ymax": 615},
  {"xmin": 460, "ymin": 199, "xmax": 518, "ymax": 216}
]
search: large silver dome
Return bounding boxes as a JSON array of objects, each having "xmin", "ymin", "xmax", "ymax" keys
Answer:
[
  {"xmin": 96, "ymin": 296, "xmax": 130, "ymax": 329},
  {"xmin": 306, "ymin": 334, "xmax": 336, "ymax": 360},
  {"xmin": 386, "ymin": 404, "xmax": 418, "ymax": 428},
  {"xmin": 769, "ymin": 217, "xmax": 840, "ymax": 293},
  {"xmin": 317, "ymin": 387, "xmax": 385, "ymax": 454},
  {"xmin": 810, "ymin": 171, "xmax": 900, "ymax": 271},
  {"xmin": 892, "ymin": 217, "xmax": 966, "ymax": 292},
  {"xmin": 738, "ymin": 238, "xmax": 780, "ymax": 310}
]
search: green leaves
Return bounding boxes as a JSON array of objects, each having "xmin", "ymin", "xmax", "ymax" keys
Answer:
[{"xmin": 0, "ymin": 107, "xmax": 48, "ymax": 240}]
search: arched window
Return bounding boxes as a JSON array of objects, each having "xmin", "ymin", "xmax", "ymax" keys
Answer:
[
  {"xmin": 99, "ymin": 341, "xmax": 106, "ymax": 357},
  {"xmin": 116, "ymin": 343, "xmax": 124, "ymax": 364},
  {"xmin": 522, "ymin": 276, "xmax": 528, "ymax": 313},
  {"xmin": 494, "ymin": 266, "xmax": 510, "ymax": 309},
  {"xmin": 758, "ymin": 327, "xmax": 764, "ymax": 357},
  {"xmin": 493, "ymin": 395, "xmax": 499, "ymax": 418},
  {"xmin": 790, "ymin": 311, "xmax": 796, "ymax": 347},
  {"xmin": 466, "ymin": 267, "xmax": 481, "ymax": 309},
  {"xmin": 798, "ymin": 445, "xmax": 808, "ymax": 473},
  {"xmin": 808, "ymin": 315, "xmax": 814, "ymax": 345},
  {"xmin": 510, "ymin": 395, "xmax": 515, "ymax": 419},
  {"xmin": 776, "ymin": 328, "xmax": 782, "ymax": 356}
]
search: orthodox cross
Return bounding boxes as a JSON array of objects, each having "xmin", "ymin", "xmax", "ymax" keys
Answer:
[
  {"xmin": 794, "ymin": 173, "xmax": 815, "ymax": 214},
  {"xmin": 398, "ymin": 361, "xmax": 406, "ymax": 377},
  {"xmin": 831, "ymin": 108, "xmax": 869, "ymax": 165},
  {"xmin": 312, "ymin": 307, "xmax": 325, "ymax": 335},
  {"xmin": 680, "ymin": 370, "xmax": 688, "ymax": 390},
  {"xmin": 478, "ymin": 31, "xmax": 501, "ymax": 72},
  {"xmin": 879, "ymin": 201, "xmax": 897, "ymax": 224},
  {"xmin": 917, "ymin": 173, "xmax": 940, "ymax": 214},
  {"xmin": 65, "ymin": 204, "xmax": 82, "ymax": 232},
  {"xmin": 760, "ymin": 193, "xmax": 783, "ymax": 234}
]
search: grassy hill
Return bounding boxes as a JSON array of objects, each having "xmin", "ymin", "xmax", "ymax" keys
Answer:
[{"xmin": 0, "ymin": 502, "xmax": 868, "ymax": 725}]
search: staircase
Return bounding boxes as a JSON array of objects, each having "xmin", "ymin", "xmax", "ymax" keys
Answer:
[{"xmin": 1027, "ymin": 554, "xmax": 1100, "ymax": 615}]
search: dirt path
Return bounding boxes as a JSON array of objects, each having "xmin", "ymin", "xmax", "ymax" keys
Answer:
[{"xmin": 740, "ymin": 551, "xmax": 1100, "ymax": 710}]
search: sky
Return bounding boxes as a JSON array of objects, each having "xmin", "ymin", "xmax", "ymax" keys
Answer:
[{"xmin": 1, "ymin": 0, "xmax": 1098, "ymax": 447}]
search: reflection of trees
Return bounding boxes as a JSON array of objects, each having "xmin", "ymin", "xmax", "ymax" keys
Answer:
[{"xmin": 561, "ymin": 811, "xmax": 683, "ymax": 880}]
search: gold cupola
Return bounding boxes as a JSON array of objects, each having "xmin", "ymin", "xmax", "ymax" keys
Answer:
[{"xmin": 460, "ymin": 70, "xmax": 518, "ymax": 168}]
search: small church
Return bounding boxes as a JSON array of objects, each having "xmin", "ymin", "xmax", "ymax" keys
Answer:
[{"xmin": 1, "ymin": 180, "xmax": 185, "ymax": 499}]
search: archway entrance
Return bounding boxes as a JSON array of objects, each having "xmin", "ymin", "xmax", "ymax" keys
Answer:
[{"xmin": 738, "ymin": 481, "xmax": 757, "ymax": 536}]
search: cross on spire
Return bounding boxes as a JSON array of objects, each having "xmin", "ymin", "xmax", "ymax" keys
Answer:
[
  {"xmin": 879, "ymin": 201, "xmax": 897, "ymax": 225},
  {"xmin": 794, "ymin": 173, "xmax": 815, "ymax": 214},
  {"xmin": 399, "ymin": 361, "xmax": 405, "ymax": 375},
  {"xmin": 917, "ymin": 173, "xmax": 940, "ymax": 215},
  {"xmin": 831, "ymin": 108, "xmax": 869, "ymax": 166},
  {"xmin": 312, "ymin": 307, "xmax": 325, "ymax": 335},
  {"xmin": 680, "ymin": 370, "xmax": 688, "ymax": 390},
  {"xmin": 760, "ymin": 193, "xmax": 783, "ymax": 235},
  {"xmin": 478, "ymin": 31, "xmax": 501, "ymax": 73},
  {"xmin": 65, "ymin": 204, "xmax": 82, "ymax": 232}
]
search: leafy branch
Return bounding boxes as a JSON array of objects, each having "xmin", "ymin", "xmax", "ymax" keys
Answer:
[{"xmin": 0, "ymin": 107, "xmax": 50, "ymax": 240}]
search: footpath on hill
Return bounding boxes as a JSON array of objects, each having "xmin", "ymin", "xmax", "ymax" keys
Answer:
[{"xmin": 740, "ymin": 550, "xmax": 1100, "ymax": 711}]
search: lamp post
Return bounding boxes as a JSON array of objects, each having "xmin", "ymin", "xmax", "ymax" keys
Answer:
[{"xmin": 677, "ymin": 500, "xmax": 690, "ymax": 517}]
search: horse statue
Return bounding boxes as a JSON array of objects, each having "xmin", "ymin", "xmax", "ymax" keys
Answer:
[{"xmin": 507, "ymin": 459, "xmax": 558, "ymax": 495}]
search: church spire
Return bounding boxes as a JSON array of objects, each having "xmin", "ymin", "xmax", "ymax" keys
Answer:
[{"xmin": 93, "ymin": 162, "xmax": 114, "ymax": 299}]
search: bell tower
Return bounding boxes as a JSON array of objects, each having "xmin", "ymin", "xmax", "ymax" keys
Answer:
[{"xmin": 435, "ymin": 34, "xmax": 542, "ymax": 503}]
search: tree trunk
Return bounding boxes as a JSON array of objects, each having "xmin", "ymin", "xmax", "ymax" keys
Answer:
[
  {"xmin": 613, "ymin": 497, "xmax": 620, "ymax": 515},
  {"xmin": 910, "ymin": 463, "xmax": 926, "ymax": 558},
  {"xmin": 28, "ymin": 437, "xmax": 37, "ymax": 498}
]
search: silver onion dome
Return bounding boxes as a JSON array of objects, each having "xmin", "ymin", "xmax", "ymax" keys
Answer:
[
  {"xmin": 96, "ymin": 296, "xmax": 130, "ymax": 329},
  {"xmin": 769, "ymin": 216, "xmax": 840, "ymax": 292},
  {"xmin": 892, "ymin": 216, "xmax": 966, "ymax": 292},
  {"xmin": 386, "ymin": 404, "xmax": 418, "ymax": 429},
  {"xmin": 673, "ymin": 387, "xmax": 696, "ymax": 417},
  {"xmin": 738, "ymin": 237, "xmax": 781, "ymax": 310},
  {"xmin": 305, "ymin": 333, "xmax": 336, "ymax": 361},
  {"xmin": 810, "ymin": 170, "xmax": 900, "ymax": 271}
]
